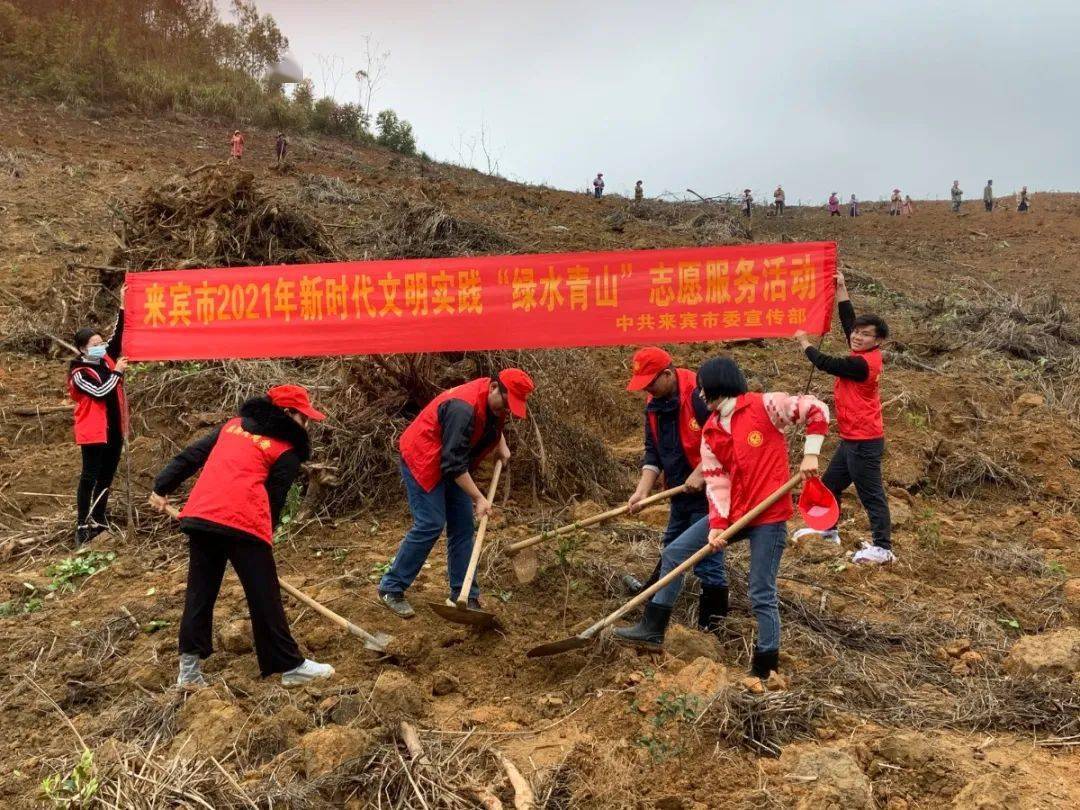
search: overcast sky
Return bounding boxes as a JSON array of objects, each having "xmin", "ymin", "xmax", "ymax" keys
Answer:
[{"xmin": 241, "ymin": 1, "xmax": 1080, "ymax": 203}]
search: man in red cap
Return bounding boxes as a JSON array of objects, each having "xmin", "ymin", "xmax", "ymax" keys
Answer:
[
  {"xmin": 624, "ymin": 347, "xmax": 728, "ymax": 632},
  {"xmin": 149, "ymin": 385, "xmax": 335, "ymax": 688},
  {"xmin": 379, "ymin": 369, "xmax": 535, "ymax": 618}
]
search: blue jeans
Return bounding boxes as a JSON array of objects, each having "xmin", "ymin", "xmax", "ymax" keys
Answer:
[
  {"xmin": 661, "ymin": 501, "xmax": 726, "ymax": 587},
  {"xmin": 379, "ymin": 460, "xmax": 478, "ymax": 601},
  {"xmin": 651, "ymin": 519, "xmax": 787, "ymax": 653}
]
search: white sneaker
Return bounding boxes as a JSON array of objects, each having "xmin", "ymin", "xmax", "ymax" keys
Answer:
[
  {"xmin": 792, "ymin": 528, "xmax": 841, "ymax": 545},
  {"xmin": 177, "ymin": 653, "xmax": 208, "ymax": 688},
  {"xmin": 851, "ymin": 542, "xmax": 896, "ymax": 565},
  {"xmin": 281, "ymin": 658, "xmax": 335, "ymax": 687}
]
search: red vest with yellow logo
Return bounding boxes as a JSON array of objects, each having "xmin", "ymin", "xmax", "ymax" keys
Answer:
[
  {"xmin": 834, "ymin": 348, "xmax": 884, "ymax": 440},
  {"xmin": 646, "ymin": 367, "xmax": 703, "ymax": 469},
  {"xmin": 399, "ymin": 378, "xmax": 502, "ymax": 492},
  {"xmin": 180, "ymin": 417, "xmax": 293, "ymax": 543},
  {"xmin": 701, "ymin": 393, "xmax": 794, "ymax": 527}
]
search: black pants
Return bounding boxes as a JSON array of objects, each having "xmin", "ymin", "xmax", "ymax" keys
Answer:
[
  {"xmin": 822, "ymin": 438, "xmax": 892, "ymax": 549},
  {"xmin": 984, "ymin": 200, "xmax": 993, "ymax": 212},
  {"xmin": 179, "ymin": 529, "xmax": 304, "ymax": 676},
  {"xmin": 77, "ymin": 433, "xmax": 124, "ymax": 528}
]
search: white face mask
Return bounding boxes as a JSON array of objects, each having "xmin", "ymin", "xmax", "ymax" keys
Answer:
[{"xmin": 86, "ymin": 344, "xmax": 108, "ymax": 359}]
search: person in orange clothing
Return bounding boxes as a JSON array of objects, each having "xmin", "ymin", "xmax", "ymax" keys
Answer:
[{"xmin": 230, "ymin": 129, "xmax": 245, "ymax": 162}]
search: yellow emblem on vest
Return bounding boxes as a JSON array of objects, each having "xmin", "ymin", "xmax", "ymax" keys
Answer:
[
  {"xmin": 688, "ymin": 418, "xmax": 700, "ymax": 432},
  {"xmin": 747, "ymin": 430, "xmax": 764, "ymax": 447}
]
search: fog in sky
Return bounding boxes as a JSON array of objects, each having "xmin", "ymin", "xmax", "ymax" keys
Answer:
[{"xmin": 244, "ymin": 1, "xmax": 1080, "ymax": 203}]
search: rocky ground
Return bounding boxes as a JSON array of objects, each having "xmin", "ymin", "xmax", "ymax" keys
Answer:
[{"xmin": 1, "ymin": 96, "xmax": 1078, "ymax": 808}]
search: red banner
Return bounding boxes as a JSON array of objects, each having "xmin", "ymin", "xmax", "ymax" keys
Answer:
[{"xmin": 123, "ymin": 243, "xmax": 836, "ymax": 361}]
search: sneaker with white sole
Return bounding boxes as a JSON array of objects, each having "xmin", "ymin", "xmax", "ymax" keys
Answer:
[
  {"xmin": 792, "ymin": 528, "xmax": 840, "ymax": 545},
  {"xmin": 851, "ymin": 542, "xmax": 896, "ymax": 565},
  {"xmin": 281, "ymin": 658, "xmax": 335, "ymax": 687},
  {"xmin": 177, "ymin": 653, "xmax": 208, "ymax": 688}
]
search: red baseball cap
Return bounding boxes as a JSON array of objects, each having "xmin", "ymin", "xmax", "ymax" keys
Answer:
[
  {"xmin": 627, "ymin": 347, "xmax": 672, "ymax": 391},
  {"xmin": 267, "ymin": 384, "xmax": 326, "ymax": 422},
  {"xmin": 798, "ymin": 477, "xmax": 839, "ymax": 531},
  {"xmin": 498, "ymin": 368, "xmax": 535, "ymax": 419}
]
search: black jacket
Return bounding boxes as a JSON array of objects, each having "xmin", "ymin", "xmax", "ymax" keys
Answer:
[
  {"xmin": 153, "ymin": 397, "xmax": 310, "ymax": 543},
  {"xmin": 437, "ymin": 398, "xmax": 500, "ymax": 480},
  {"xmin": 804, "ymin": 300, "xmax": 870, "ymax": 382}
]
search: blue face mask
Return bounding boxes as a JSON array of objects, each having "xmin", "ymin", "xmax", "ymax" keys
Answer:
[{"xmin": 86, "ymin": 344, "xmax": 108, "ymax": 359}]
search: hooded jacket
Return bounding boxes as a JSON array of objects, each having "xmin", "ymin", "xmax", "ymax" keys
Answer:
[{"xmin": 153, "ymin": 397, "xmax": 311, "ymax": 544}]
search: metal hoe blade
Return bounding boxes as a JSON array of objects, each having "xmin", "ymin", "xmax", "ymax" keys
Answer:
[
  {"xmin": 427, "ymin": 600, "xmax": 500, "ymax": 629},
  {"xmin": 362, "ymin": 631, "xmax": 394, "ymax": 653},
  {"xmin": 525, "ymin": 633, "xmax": 593, "ymax": 658}
]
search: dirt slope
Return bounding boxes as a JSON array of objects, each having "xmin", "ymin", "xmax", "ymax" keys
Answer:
[{"xmin": 1, "ymin": 96, "xmax": 1079, "ymax": 809}]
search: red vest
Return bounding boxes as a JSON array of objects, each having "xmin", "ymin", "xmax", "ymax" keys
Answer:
[
  {"xmin": 69, "ymin": 358, "xmax": 129, "ymax": 445},
  {"xmin": 702, "ymin": 393, "xmax": 794, "ymax": 527},
  {"xmin": 180, "ymin": 418, "xmax": 292, "ymax": 544},
  {"xmin": 834, "ymin": 348, "xmax": 884, "ymax": 440},
  {"xmin": 399, "ymin": 378, "xmax": 503, "ymax": 492},
  {"xmin": 646, "ymin": 368, "xmax": 703, "ymax": 468}
]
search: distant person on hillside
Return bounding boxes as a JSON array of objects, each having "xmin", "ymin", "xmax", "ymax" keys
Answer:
[
  {"xmin": 889, "ymin": 189, "xmax": 902, "ymax": 216},
  {"xmin": 593, "ymin": 173, "xmax": 605, "ymax": 199},
  {"xmin": 849, "ymin": 194, "xmax": 859, "ymax": 217},
  {"xmin": 794, "ymin": 270, "xmax": 894, "ymax": 565},
  {"xmin": 70, "ymin": 290, "xmax": 128, "ymax": 545},
  {"xmin": 742, "ymin": 189, "xmax": 753, "ymax": 217},
  {"xmin": 951, "ymin": 180, "xmax": 963, "ymax": 212},
  {"xmin": 230, "ymin": 130, "xmax": 245, "ymax": 162},
  {"xmin": 635, "ymin": 180, "xmax": 644, "ymax": 202},
  {"xmin": 774, "ymin": 185, "xmax": 785, "ymax": 216},
  {"xmin": 827, "ymin": 192, "xmax": 841, "ymax": 216},
  {"xmin": 1017, "ymin": 186, "xmax": 1030, "ymax": 212},
  {"xmin": 902, "ymin": 195, "xmax": 915, "ymax": 216},
  {"xmin": 275, "ymin": 133, "xmax": 288, "ymax": 166},
  {"xmin": 983, "ymin": 179, "xmax": 993, "ymax": 212}
]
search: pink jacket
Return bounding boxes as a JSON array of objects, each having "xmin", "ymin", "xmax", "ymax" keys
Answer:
[{"xmin": 701, "ymin": 392, "xmax": 829, "ymax": 530}]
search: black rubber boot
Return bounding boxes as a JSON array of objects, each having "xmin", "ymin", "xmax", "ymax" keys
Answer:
[
  {"xmin": 749, "ymin": 649, "xmax": 780, "ymax": 679},
  {"xmin": 612, "ymin": 602, "xmax": 672, "ymax": 650},
  {"xmin": 697, "ymin": 586, "xmax": 729, "ymax": 632}
]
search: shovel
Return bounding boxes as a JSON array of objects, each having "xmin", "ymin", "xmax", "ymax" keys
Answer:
[
  {"xmin": 163, "ymin": 504, "xmax": 392, "ymax": 653},
  {"xmin": 506, "ymin": 484, "xmax": 687, "ymax": 584},
  {"xmin": 427, "ymin": 460, "xmax": 504, "ymax": 629},
  {"xmin": 525, "ymin": 474, "xmax": 802, "ymax": 658}
]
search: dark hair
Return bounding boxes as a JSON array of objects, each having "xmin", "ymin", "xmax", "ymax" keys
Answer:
[
  {"xmin": 697, "ymin": 356, "xmax": 748, "ymax": 401},
  {"xmin": 74, "ymin": 327, "xmax": 97, "ymax": 351},
  {"xmin": 852, "ymin": 314, "xmax": 889, "ymax": 339}
]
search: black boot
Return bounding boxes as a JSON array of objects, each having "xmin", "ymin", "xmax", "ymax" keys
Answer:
[
  {"xmin": 612, "ymin": 602, "xmax": 672, "ymax": 650},
  {"xmin": 749, "ymin": 649, "xmax": 780, "ymax": 679},
  {"xmin": 697, "ymin": 586, "xmax": 729, "ymax": 632}
]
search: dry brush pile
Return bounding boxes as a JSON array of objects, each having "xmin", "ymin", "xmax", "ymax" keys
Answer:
[{"xmin": 105, "ymin": 166, "xmax": 633, "ymax": 514}]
